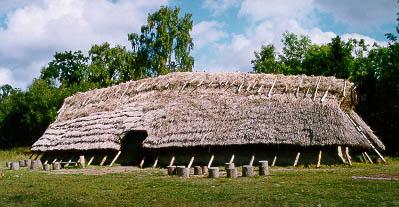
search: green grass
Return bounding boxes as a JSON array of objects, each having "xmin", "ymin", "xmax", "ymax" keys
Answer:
[{"xmin": 1, "ymin": 148, "xmax": 399, "ymax": 206}]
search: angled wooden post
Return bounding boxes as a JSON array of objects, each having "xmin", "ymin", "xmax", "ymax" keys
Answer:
[
  {"xmin": 364, "ymin": 152, "xmax": 373, "ymax": 164},
  {"xmin": 152, "ymin": 154, "xmax": 159, "ymax": 168},
  {"xmin": 187, "ymin": 156, "xmax": 195, "ymax": 169},
  {"xmin": 87, "ymin": 155, "xmax": 95, "ymax": 166},
  {"xmin": 169, "ymin": 156, "xmax": 175, "ymax": 166},
  {"xmin": 293, "ymin": 152, "xmax": 301, "ymax": 167},
  {"xmin": 316, "ymin": 150, "xmax": 322, "ymax": 168},
  {"xmin": 100, "ymin": 155, "xmax": 108, "ymax": 166},
  {"xmin": 207, "ymin": 155, "xmax": 214, "ymax": 168},
  {"xmin": 272, "ymin": 154, "xmax": 277, "ymax": 167},
  {"xmin": 229, "ymin": 154, "xmax": 235, "ymax": 164},
  {"xmin": 109, "ymin": 151, "xmax": 121, "ymax": 167},
  {"xmin": 337, "ymin": 146, "xmax": 347, "ymax": 164},
  {"xmin": 344, "ymin": 147, "xmax": 352, "ymax": 166},
  {"xmin": 139, "ymin": 157, "xmax": 145, "ymax": 168},
  {"xmin": 249, "ymin": 153, "xmax": 255, "ymax": 166}
]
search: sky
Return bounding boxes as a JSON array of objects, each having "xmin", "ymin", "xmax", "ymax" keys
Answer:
[{"xmin": 0, "ymin": 0, "xmax": 397, "ymax": 89}]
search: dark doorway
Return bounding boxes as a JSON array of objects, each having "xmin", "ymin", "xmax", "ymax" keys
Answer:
[{"xmin": 118, "ymin": 130, "xmax": 147, "ymax": 166}]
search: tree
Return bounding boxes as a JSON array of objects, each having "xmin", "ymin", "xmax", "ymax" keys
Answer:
[
  {"xmin": 328, "ymin": 36, "xmax": 354, "ymax": 79},
  {"xmin": 279, "ymin": 32, "xmax": 312, "ymax": 74},
  {"xmin": 128, "ymin": 6, "xmax": 194, "ymax": 76},
  {"xmin": 251, "ymin": 44, "xmax": 283, "ymax": 74},
  {"xmin": 0, "ymin": 84, "xmax": 17, "ymax": 102}
]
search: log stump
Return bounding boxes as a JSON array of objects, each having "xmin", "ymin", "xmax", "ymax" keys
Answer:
[
  {"xmin": 194, "ymin": 166, "xmax": 203, "ymax": 175},
  {"xmin": 25, "ymin": 160, "xmax": 31, "ymax": 168},
  {"xmin": 52, "ymin": 162, "xmax": 61, "ymax": 170},
  {"xmin": 43, "ymin": 163, "xmax": 51, "ymax": 171},
  {"xmin": 242, "ymin": 165, "xmax": 254, "ymax": 177},
  {"xmin": 10, "ymin": 162, "xmax": 20, "ymax": 170},
  {"xmin": 201, "ymin": 166, "xmax": 208, "ymax": 175},
  {"xmin": 208, "ymin": 167, "xmax": 219, "ymax": 178},
  {"xmin": 167, "ymin": 166, "xmax": 176, "ymax": 175},
  {"xmin": 176, "ymin": 166, "xmax": 186, "ymax": 176},
  {"xmin": 30, "ymin": 160, "xmax": 42, "ymax": 170},
  {"xmin": 19, "ymin": 160, "xmax": 26, "ymax": 167},
  {"xmin": 225, "ymin": 163, "xmax": 235, "ymax": 170},
  {"xmin": 6, "ymin": 162, "xmax": 11, "ymax": 169},
  {"xmin": 179, "ymin": 167, "xmax": 190, "ymax": 178},
  {"xmin": 78, "ymin": 155, "xmax": 85, "ymax": 168},
  {"xmin": 226, "ymin": 167, "xmax": 237, "ymax": 178},
  {"xmin": 259, "ymin": 161, "xmax": 269, "ymax": 176}
]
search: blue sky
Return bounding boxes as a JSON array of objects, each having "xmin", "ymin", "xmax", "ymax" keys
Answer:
[{"xmin": 0, "ymin": 0, "xmax": 397, "ymax": 88}]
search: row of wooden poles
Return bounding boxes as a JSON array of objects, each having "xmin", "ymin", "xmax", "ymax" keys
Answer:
[{"xmin": 5, "ymin": 159, "xmax": 63, "ymax": 171}]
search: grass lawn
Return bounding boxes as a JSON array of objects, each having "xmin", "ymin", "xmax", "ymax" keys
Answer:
[{"xmin": 1, "ymin": 148, "xmax": 398, "ymax": 206}]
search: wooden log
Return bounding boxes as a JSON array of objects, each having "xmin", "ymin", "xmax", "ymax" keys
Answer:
[
  {"xmin": 99, "ymin": 155, "xmax": 108, "ymax": 166},
  {"xmin": 242, "ymin": 165, "xmax": 254, "ymax": 177},
  {"xmin": 169, "ymin": 156, "xmax": 175, "ymax": 167},
  {"xmin": 268, "ymin": 78, "xmax": 277, "ymax": 97},
  {"xmin": 293, "ymin": 152, "xmax": 301, "ymax": 167},
  {"xmin": 180, "ymin": 168, "xmax": 190, "ymax": 178},
  {"xmin": 187, "ymin": 156, "xmax": 195, "ymax": 169},
  {"xmin": 225, "ymin": 163, "xmax": 235, "ymax": 171},
  {"xmin": 6, "ymin": 161, "xmax": 11, "ymax": 169},
  {"xmin": 52, "ymin": 162, "xmax": 61, "ymax": 170},
  {"xmin": 87, "ymin": 156, "xmax": 95, "ymax": 166},
  {"xmin": 194, "ymin": 166, "xmax": 203, "ymax": 175},
  {"xmin": 208, "ymin": 167, "xmax": 219, "ymax": 178},
  {"xmin": 226, "ymin": 167, "xmax": 237, "ymax": 178},
  {"xmin": 364, "ymin": 152, "xmax": 373, "ymax": 164},
  {"xmin": 201, "ymin": 166, "xmax": 209, "ymax": 175},
  {"xmin": 78, "ymin": 155, "xmax": 86, "ymax": 168},
  {"xmin": 167, "ymin": 166, "xmax": 176, "ymax": 175},
  {"xmin": 249, "ymin": 154, "xmax": 255, "ymax": 166},
  {"xmin": 30, "ymin": 160, "xmax": 42, "ymax": 170},
  {"xmin": 207, "ymin": 155, "xmax": 214, "ymax": 168},
  {"xmin": 109, "ymin": 151, "xmax": 121, "ymax": 167},
  {"xmin": 229, "ymin": 154, "xmax": 235, "ymax": 163},
  {"xmin": 152, "ymin": 154, "xmax": 159, "ymax": 168},
  {"xmin": 19, "ymin": 160, "xmax": 26, "ymax": 167},
  {"xmin": 10, "ymin": 162, "xmax": 20, "ymax": 170},
  {"xmin": 139, "ymin": 157, "xmax": 145, "ymax": 168},
  {"xmin": 176, "ymin": 166, "xmax": 185, "ymax": 176},
  {"xmin": 316, "ymin": 150, "xmax": 322, "ymax": 168},
  {"xmin": 272, "ymin": 155, "xmax": 277, "ymax": 167},
  {"xmin": 43, "ymin": 163, "xmax": 51, "ymax": 171},
  {"xmin": 258, "ymin": 161, "xmax": 269, "ymax": 176},
  {"xmin": 345, "ymin": 147, "xmax": 352, "ymax": 166}
]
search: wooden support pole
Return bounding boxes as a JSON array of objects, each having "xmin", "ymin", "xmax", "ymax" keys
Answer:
[
  {"xmin": 257, "ymin": 85, "xmax": 264, "ymax": 94},
  {"xmin": 320, "ymin": 86, "xmax": 330, "ymax": 102},
  {"xmin": 65, "ymin": 158, "xmax": 72, "ymax": 167},
  {"xmin": 139, "ymin": 157, "xmax": 145, "ymax": 168},
  {"xmin": 99, "ymin": 155, "xmax": 108, "ymax": 166},
  {"xmin": 109, "ymin": 151, "xmax": 121, "ymax": 167},
  {"xmin": 361, "ymin": 152, "xmax": 367, "ymax": 163},
  {"xmin": 293, "ymin": 152, "xmax": 301, "ymax": 167},
  {"xmin": 52, "ymin": 158, "xmax": 57, "ymax": 164},
  {"xmin": 249, "ymin": 154, "xmax": 255, "ymax": 166},
  {"xmin": 343, "ymin": 80, "xmax": 347, "ymax": 97},
  {"xmin": 207, "ymin": 155, "xmax": 214, "ymax": 168},
  {"xmin": 78, "ymin": 155, "xmax": 86, "ymax": 168},
  {"xmin": 345, "ymin": 147, "xmax": 352, "ymax": 166},
  {"xmin": 34, "ymin": 153, "xmax": 41, "ymax": 160},
  {"xmin": 169, "ymin": 156, "xmax": 175, "ymax": 166},
  {"xmin": 152, "ymin": 154, "xmax": 159, "ymax": 168},
  {"xmin": 187, "ymin": 156, "xmax": 195, "ymax": 169},
  {"xmin": 272, "ymin": 155, "xmax": 277, "ymax": 167},
  {"xmin": 29, "ymin": 153, "xmax": 35, "ymax": 159},
  {"xmin": 364, "ymin": 152, "xmax": 373, "ymax": 164},
  {"xmin": 87, "ymin": 156, "xmax": 95, "ymax": 166},
  {"xmin": 229, "ymin": 154, "xmax": 235, "ymax": 164},
  {"xmin": 316, "ymin": 150, "xmax": 322, "ymax": 168},
  {"xmin": 268, "ymin": 78, "xmax": 277, "ymax": 97},
  {"xmin": 337, "ymin": 146, "xmax": 347, "ymax": 164}
]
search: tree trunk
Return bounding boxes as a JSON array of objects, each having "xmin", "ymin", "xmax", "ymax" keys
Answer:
[
  {"xmin": 208, "ymin": 167, "xmax": 219, "ymax": 178},
  {"xmin": 242, "ymin": 165, "xmax": 254, "ymax": 177}
]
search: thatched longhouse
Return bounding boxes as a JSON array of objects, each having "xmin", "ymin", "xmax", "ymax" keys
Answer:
[{"xmin": 32, "ymin": 72, "xmax": 385, "ymax": 166}]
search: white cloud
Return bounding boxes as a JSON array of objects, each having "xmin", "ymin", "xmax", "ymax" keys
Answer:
[
  {"xmin": 203, "ymin": 0, "xmax": 239, "ymax": 15},
  {"xmin": 192, "ymin": 21, "xmax": 228, "ymax": 48},
  {"xmin": 0, "ymin": 0, "xmax": 167, "ymax": 88},
  {"xmin": 0, "ymin": 67, "xmax": 13, "ymax": 86}
]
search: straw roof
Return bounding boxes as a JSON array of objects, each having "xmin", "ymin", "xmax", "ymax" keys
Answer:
[{"xmin": 31, "ymin": 72, "xmax": 385, "ymax": 152}]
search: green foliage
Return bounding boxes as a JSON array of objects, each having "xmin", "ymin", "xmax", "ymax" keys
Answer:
[
  {"xmin": 279, "ymin": 32, "xmax": 312, "ymax": 74},
  {"xmin": 128, "ymin": 6, "xmax": 194, "ymax": 76},
  {"xmin": 251, "ymin": 44, "xmax": 283, "ymax": 74}
]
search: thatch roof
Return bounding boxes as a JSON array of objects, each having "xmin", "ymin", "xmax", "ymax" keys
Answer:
[{"xmin": 31, "ymin": 72, "xmax": 385, "ymax": 152}]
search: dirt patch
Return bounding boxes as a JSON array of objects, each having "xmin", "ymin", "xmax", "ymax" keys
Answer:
[
  {"xmin": 352, "ymin": 174, "xmax": 399, "ymax": 181},
  {"xmin": 46, "ymin": 166, "xmax": 163, "ymax": 176}
]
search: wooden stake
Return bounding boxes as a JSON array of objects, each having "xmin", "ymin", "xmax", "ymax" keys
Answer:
[
  {"xmin": 99, "ymin": 155, "xmax": 108, "ymax": 166},
  {"xmin": 52, "ymin": 158, "xmax": 57, "ymax": 164},
  {"xmin": 361, "ymin": 152, "xmax": 367, "ymax": 163},
  {"xmin": 65, "ymin": 158, "xmax": 72, "ymax": 167},
  {"xmin": 207, "ymin": 155, "xmax": 214, "ymax": 168},
  {"xmin": 237, "ymin": 81, "xmax": 245, "ymax": 93},
  {"xmin": 152, "ymin": 154, "xmax": 159, "ymax": 168},
  {"xmin": 293, "ymin": 152, "xmax": 301, "ymax": 167},
  {"xmin": 337, "ymin": 146, "xmax": 347, "ymax": 164},
  {"xmin": 272, "ymin": 155, "xmax": 277, "ymax": 167},
  {"xmin": 295, "ymin": 86, "xmax": 300, "ymax": 98},
  {"xmin": 345, "ymin": 147, "xmax": 352, "ymax": 166},
  {"xmin": 34, "ymin": 153, "xmax": 41, "ymax": 160},
  {"xmin": 249, "ymin": 154, "xmax": 255, "ymax": 166},
  {"xmin": 169, "ymin": 156, "xmax": 175, "ymax": 166},
  {"xmin": 268, "ymin": 78, "xmax": 277, "ymax": 97},
  {"xmin": 320, "ymin": 86, "xmax": 330, "ymax": 102},
  {"xmin": 364, "ymin": 152, "xmax": 373, "ymax": 164},
  {"xmin": 313, "ymin": 77, "xmax": 321, "ymax": 101},
  {"xmin": 29, "ymin": 153, "xmax": 35, "ymax": 159},
  {"xmin": 87, "ymin": 156, "xmax": 95, "ymax": 166},
  {"xmin": 139, "ymin": 157, "xmax": 145, "ymax": 168},
  {"xmin": 304, "ymin": 87, "xmax": 310, "ymax": 98},
  {"xmin": 257, "ymin": 85, "xmax": 264, "ymax": 94},
  {"xmin": 229, "ymin": 154, "xmax": 235, "ymax": 163},
  {"xmin": 109, "ymin": 151, "xmax": 121, "ymax": 167},
  {"xmin": 187, "ymin": 156, "xmax": 195, "ymax": 169},
  {"xmin": 316, "ymin": 150, "xmax": 322, "ymax": 168}
]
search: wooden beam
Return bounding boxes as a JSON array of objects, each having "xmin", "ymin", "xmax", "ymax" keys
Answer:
[
  {"xmin": 267, "ymin": 78, "xmax": 277, "ymax": 97},
  {"xmin": 313, "ymin": 77, "xmax": 321, "ymax": 101},
  {"xmin": 229, "ymin": 154, "xmax": 235, "ymax": 164},
  {"xmin": 152, "ymin": 154, "xmax": 159, "ymax": 168},
  {"xmin": 364, "ymin": 152, "xmax": 373, "ymax": 164},
  {"xmin": 293, "ymin": 152, "xmax": 301, "ymax": 167},
  {"xmin": 99, "ymin": 155, "xmax": 108, "ymax": 166},
  {"xmin": 272, "ymin": 155, "xmax": 277, "ymax": 167},
  {"xmin": 87, "ymin": 156, "xmax": 95, "ymax": 166},
  {"xmin": 207, "ymin": 155, "xmax": 214, "ymax": 168},
  {"xmin": 249, "ymin": 154, "xmax": 255, "ymax": 166},
  {"xmin": 187, "ymin": 156, "xmax": 195, "ymax": 169},
  {"xmin": 109, "ymin": 151, "xmax": 122, "ymax": 167},
  {"xmin": 344, "ymin": 147, "xmax": 352, "ymax": 166},
  {"xmin": 139, "ymin": 157, "xmax": 145, "ymax": 168},
  {"xmin": 169, "ymin": 156, "xmax": 175, "ymax": 166},
  {"xmin": 316, "ymin": 150, "xmax": 322, "ymax": 168}
]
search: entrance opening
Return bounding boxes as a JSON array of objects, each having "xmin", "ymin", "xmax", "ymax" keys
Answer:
[{"xmin": 119, "ymin": 130, "xmax": 147, "ymax": 166}]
